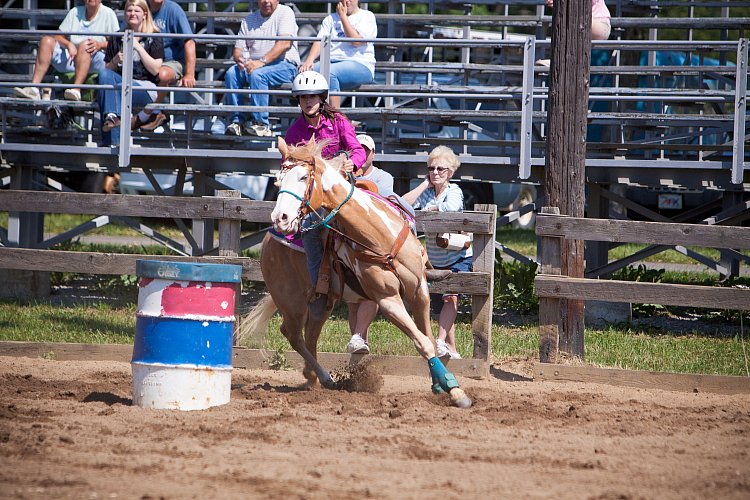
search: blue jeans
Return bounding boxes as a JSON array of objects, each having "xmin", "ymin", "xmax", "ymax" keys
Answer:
[
  {"xmin": 97, "ymin": 68, "xmax": 156, "ymax": 145},
  {"xmin": 430, "ymin": 255, "xmax": 473, "ymax": 313},
  {"xmin": 314, "ymin": 60, "xmax": 373, "ymax": 92},
  {"xmin": 301, "ymin": 209, "xmax": 325, "ymax": 289},
  {"xmin": 223, "ymin": 59, "xmax": 297, "ymax": 126}
]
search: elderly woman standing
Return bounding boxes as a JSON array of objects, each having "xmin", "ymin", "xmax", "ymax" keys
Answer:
[
  {"xmin": 97, "ymin": 0, "xmax": 163, "ymax": 144},
  {"xmin": 403, "ymin": 146, "xmax": 472, "ymax": 360}
]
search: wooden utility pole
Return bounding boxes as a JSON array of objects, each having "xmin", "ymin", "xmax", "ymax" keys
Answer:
[{"xmin": 543, "ymin": 0, "xmax": 591, "ymax": 360}]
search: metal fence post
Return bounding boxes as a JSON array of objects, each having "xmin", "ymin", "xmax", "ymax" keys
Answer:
[
  {"xmin": 118, "ymin": 30, "xmax": 135, "ymax": 168},
  {"xmin": 731, "ymin": 38, "xmax": 748, "ymax": 185}
]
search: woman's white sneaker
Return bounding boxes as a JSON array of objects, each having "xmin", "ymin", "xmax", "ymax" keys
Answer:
[
  {"xmin": 436, "ymin": 339, "xmax": 450, "ymax": 358},
  {"xmin": 13, "ymin": 86, "xmax": 40, "ymax": 100},
  {"xmin": 64, "ymin": 88, "xmax": 81, "ymax": 101},
  {"xmin": 346, "ymin": 334, "xmax": 370, "ymax": 354}
]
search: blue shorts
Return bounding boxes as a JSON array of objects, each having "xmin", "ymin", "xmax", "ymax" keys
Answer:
[
  {"xmin": 430, "ymin": 255, "xmax": 473, "ymax": 310},
  {"xmin": 52, "ymin": 41, "xmax": 107, "ymax": 74}
]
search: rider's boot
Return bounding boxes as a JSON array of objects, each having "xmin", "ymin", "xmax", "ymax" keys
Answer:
[{"xmin": 308, "ymin": 293, "xmax": 329, "ymax": 322}]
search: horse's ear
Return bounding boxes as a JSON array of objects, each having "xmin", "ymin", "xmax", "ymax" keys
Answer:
[{"xmin": 278, "ymin": 137, "xmax": 288, "ymax": 158}]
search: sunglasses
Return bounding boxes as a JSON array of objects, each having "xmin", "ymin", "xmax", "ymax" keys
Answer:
[{"xmin": 427, "ymin": 166, "xmax": 449, "ymax": 173}]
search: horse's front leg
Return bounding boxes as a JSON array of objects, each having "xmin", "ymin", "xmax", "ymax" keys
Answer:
[
  {"xmin": 300, "ymin": 302, "xmax": 336, "ymax": 389},
  {"xmin": 279, "ymin": 317, "xmax": 335, "ymax": 390},
  {"xmin": 377, "ymin": 296, "xmax": 472, "ymax": 409}
]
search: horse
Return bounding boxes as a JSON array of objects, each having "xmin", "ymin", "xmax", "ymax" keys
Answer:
[{"xmin": 240, "ymin": 137, "xmax": 472, "ymax": 409}]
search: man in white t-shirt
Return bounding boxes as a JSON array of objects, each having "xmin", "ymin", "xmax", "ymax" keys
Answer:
[
  {"xmin": 14, "ymin": 0, "xmax": 118, "ymax": 101},
  {"xmin": 224, "ymin": 0, "xmax": 300, "ymax": 137},
  {"xmin": 299, "ymin": 0, "xmax": 377, "ymax": 109}
]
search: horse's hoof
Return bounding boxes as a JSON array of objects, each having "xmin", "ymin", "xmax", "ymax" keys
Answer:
[
  {"xmin": 320, "ymin": 375, "xmax": 337, "ymax": 390},
  {"xmin": 449, "ymin": 388, "xmax": 473, "ymax": 409}
]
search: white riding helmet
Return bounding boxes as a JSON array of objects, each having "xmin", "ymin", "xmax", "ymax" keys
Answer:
[{"xmin": 291, "ymin": 71, "xmax": 329, "ymax": 99}]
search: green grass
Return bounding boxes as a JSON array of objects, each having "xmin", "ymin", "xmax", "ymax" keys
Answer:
[
  {"xmin": 0, "ymin": 301, "xmax": 136, "ymax": 344},
  {"xmin": 1, "ymin": 297, "xmax": 748, "ymax": 377},
  {"xmin": 587, "ymin": 327, "xmax": 750, "ymax": 377},
  {"xmin": 1, "ymin": 216, "xmax": 747, "ymax": 377}
]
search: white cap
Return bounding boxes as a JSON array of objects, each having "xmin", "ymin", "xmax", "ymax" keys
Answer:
[{"xmin": 357, "ymin": 134, "xmax": 375, "ymax": 151}]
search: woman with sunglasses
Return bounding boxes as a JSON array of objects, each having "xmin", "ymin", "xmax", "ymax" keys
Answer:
[{"xmin": 403, "ymin": 146, "xmax": 472, "ymax": 360}]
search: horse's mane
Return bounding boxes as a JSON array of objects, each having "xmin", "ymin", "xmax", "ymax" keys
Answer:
[{"xmin": 283, "ymin": 138, "xmax": 345, "ymax": 172}]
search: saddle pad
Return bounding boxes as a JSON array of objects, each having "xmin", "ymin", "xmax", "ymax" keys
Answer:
[
  {"xmin": 268, "ymin": 228, "xmax": 305, "ymax": 252},
  {"xmin": 363, "ymin": 190, "xmax": 416, "ymax": 226}
]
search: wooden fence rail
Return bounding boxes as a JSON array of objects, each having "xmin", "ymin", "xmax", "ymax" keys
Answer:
[
  {"xmin": 0, "ymin": 190, "xmax": 496, "ymax": 376},
  {"xmin": 535, "ymin": 207, "xmax": 750, "ymax": 363}
]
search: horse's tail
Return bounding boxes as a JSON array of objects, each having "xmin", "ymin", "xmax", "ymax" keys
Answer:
[{"xmin": 236, "ymin": 295, "xmax": 278, "ymax": 347}]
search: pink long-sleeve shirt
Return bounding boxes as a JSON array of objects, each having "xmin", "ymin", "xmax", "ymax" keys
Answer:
[{"xmin": 284, "ymin": 112, "xmax": 366, "ymax": 169}]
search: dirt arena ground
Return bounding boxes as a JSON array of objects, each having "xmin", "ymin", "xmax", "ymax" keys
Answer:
[{"xmin": 1, "ymin": 355, "xmax": 749, "ymax": 500}]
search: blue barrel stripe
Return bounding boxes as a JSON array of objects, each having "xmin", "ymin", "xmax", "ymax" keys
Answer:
[
  {"xmin": 136, "ymin": 260, "xmax": 243, "ymax": 283},
  {"xmin": 133, "ymin": 316, "xmax": 233, "ymax": 367}
]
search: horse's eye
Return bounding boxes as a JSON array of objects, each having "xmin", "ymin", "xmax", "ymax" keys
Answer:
[{"xmin": 300, "ymin": 174, "xmax": 308, "ymax": 182}]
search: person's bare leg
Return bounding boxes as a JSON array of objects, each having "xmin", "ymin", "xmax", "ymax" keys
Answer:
[
  {"xmin": 328, "ymin": 94, "xmax": 342, "ymax": 109},
  {"xmin": 153, "ymin": 65, "xmax": 177, "ymax": 108},
  {"xmin": 347, "ymin": 302, "xmax": 358, "ymax": 335},
  {"xmin": 31, "ymin": 36, "xmax": 57, "ymax": 84},
  {"xmin": 71, "ymin": 49, "xmax": 92, "ymax": 89},
  {"xmin": 353, "ymin": 300, "xmax": 378, "ymax": 343},
  {"xmin": 437, "ymin": 295, "xmax": 459, "ymax": 354}
]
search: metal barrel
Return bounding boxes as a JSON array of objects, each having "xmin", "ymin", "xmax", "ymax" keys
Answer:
[{"xmin": 131, "ymin": 260, "xmax": 242, "ymax": 411}]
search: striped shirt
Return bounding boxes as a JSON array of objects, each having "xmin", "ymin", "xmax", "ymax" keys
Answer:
[{"xmin": 413, "ymin": 183, "xmax": 472, "ymax": 268}]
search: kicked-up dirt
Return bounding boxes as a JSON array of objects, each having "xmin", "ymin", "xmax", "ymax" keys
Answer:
[{"xmin": 1, "ymin": 355, "xmax": 749, "ymax": 499}]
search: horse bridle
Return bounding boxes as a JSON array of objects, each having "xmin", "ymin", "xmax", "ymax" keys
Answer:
[
  {"xmin": 277, "ymin": 152, "xmax": 415, "ymax": 295},
  {"xmin": 277, "ymin": 153, "xmax": 356, "ymax": 234}
]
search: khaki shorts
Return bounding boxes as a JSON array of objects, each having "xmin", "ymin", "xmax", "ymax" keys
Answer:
[{"xmin": 162, "ymin": 60, "xmax": 184, "ymax": 82}]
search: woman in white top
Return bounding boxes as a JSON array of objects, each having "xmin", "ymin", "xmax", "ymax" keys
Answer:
[
  {"xmin": 403, "ymin": 146, "xmax": 472, "ymax": 360},
  {"xmin": 299, "ymin": 0, "xmax": 376, "ymax": 108}
]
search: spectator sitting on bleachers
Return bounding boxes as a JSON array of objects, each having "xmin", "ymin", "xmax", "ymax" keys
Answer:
[
  {"xmin": 538, "ymin": 0, "xmax": 611, "ymax": 67},
  {"xmin": 97, "ymin": 0, "xmax": 163, "ymax": 145},
  {"xmin": 14, "ymin": 0, "xmax": 119, "ymax": 102},
  {"xmin": 131, "ymin": 0, "xmax": 197, "ymax": 132},
  {"xmin": 298, "ymin": 0, "xmax": 376, "ymax": 109},
  {"xmin": 223, "ymin": 0, "xmax": 300, "ymax": 137}
]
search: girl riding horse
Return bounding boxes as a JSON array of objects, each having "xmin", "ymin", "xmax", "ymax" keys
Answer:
[
  {"xmin": 247, "ymin": 137, "xmax": 472, "ymax": 408},
  {"xmin": 285, "ymin": 70, "xmax": 366, "ymax": 320}
]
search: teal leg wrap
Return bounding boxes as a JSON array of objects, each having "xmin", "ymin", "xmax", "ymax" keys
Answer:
[
  {"xmin": 431, "ymin": 374, "xmax": 445, "ymax": 394},
  {"xmin": 428, "ymin": 357, "xmax": 459, "ymax": 394}
]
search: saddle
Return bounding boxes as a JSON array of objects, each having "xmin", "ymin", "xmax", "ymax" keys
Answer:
[
  {"xmin": 315, "ymin": 229, "xmax": 371, "ymax": 300},
  {"xmin": 313, "ymin": 200, "xmax": 419, "ymax": 302}
]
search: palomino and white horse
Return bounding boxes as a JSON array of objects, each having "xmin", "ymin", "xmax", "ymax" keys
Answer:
[{"xmin": 241, "ymin": 138, "xmax": 472, "ymax": 408}]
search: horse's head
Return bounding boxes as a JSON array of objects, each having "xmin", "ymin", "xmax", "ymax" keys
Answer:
[{"xmin": 271, "ymin": 137, "xmax": 344, "ymax": 234}]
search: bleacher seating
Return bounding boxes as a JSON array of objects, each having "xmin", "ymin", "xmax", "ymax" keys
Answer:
[{"xmin": 0, "ymin": 0, "xmax": 747, "ymax": 197}]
